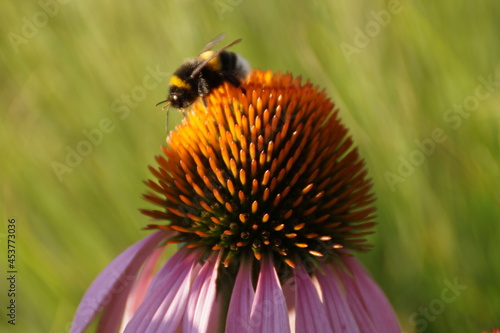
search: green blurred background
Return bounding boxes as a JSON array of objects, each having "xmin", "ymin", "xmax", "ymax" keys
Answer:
[{"xmin": 1, "ymin": 0, "xmax": 499, "ymax": 332}]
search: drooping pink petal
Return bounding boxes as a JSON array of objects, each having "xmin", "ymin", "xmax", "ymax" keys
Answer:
[
  {"xmin": 294, "ymin": 264, "xmax": 332, "ymax": 333},
  {"xmin": 70, "ymin": 230, "xmax": 169, "ymax": 333},
  {"xmin": 226, "ymin": 258, "xmax": 255, "ymax": 333},
  {"xmin": 316, "ymin": 262, "xmax": 360, "ymax": 333},
  {"xmin": 282, "ymin": 278, "xmax": 296, "ymax": 332},
  {"xmin": 183, "ymin": 252, "xmax": 221, "ymax": 333},
  {"xmin": 341, "ymin": 256, "xmax": 400, "ymax": 332},
  {"xmin": 120, "ymin": 247, "xmax": 166, "ymax": 329},
  {"xmin": 97, "ymin": 247, "xmax": 166, "ymax": 333},
  {"xmin": 124, "ymin": 247, "xmax": 202, "ymax": 333},
  {"xmin": 336, "ymin": 263, "xmax": 377, "ymax": 331},
  {"xmin": 250, "ymin": 256, "xmax": 291, "ymax": 333}
]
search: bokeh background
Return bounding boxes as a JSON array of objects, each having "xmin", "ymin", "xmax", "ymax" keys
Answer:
[{"xmin": 1, "ymin": 0, "xmax": 499, "ymax": 332}]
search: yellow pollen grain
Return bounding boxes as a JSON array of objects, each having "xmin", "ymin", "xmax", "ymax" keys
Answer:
[
  {"xmin": 251, "ymin": 200, "xmax": 258, "ymax": 213},
  {"xmin": 274, "ymin": 224, "xmax": 285, "ymax": 231},
  {"xmin": 225, "ymin": 202, "xmax": 234, "ymax": 213},
  {"xmin": 221, "ymin": 147, "xmax": 230, "ymax": 170},
  {"xmin": 249, "ymin": 142, "xmax": 256, "ymax": 160},
  {"xmin": 211, "ymin": 216, "xmax": 223, "ymax": 225},
  {"xmin": 303, "ymin": 205, "xmax": 318, "ymax": 216},
  {"xmin": 332, "ymin": 244, "xmax": 344, "ymax": 249},
  {"xmin": 251, "ymin": 179, "xmax": 258, "ymax": 195},
  {"xmin": 167, "ymin": 207, "xmax": 184, "ymax": 217},
  {"xmin": 239, "ymin": 214, "xmax": 246, "ymax": 223},
  {"xmin": 314, "ymin": 214, "xmax": 331, "ymax": 224},
  {"xmin": 240, "ymin": 150, "xmax": 247, "ymax": 166},
  {"xmin": 259, "ymin": 151, "xmax": 266, "ymax": 167},
  {"xmin": 230, "ymin": 142, "xmax": 239, "ymax": 163},
  {"xmin": 251, "ymin": 160, "xmax": 258, "ymax": 178},
  {"xmin": 186, "ymin": 214, "xmax": 202, "ymax": 222},
  {"xmin": 282, "ymin": 186, "xmax": 291, "ymax": 199},
  {"xmin": 292, "ymin": 196, "xmax": 303, "ymax": 207},
  {"xmin": 199, "ymin": 201, "xmax": 214, "ymax": 213},
  {"xmin": 169, "ymin": 75, "xmax": 191, "ymax": 90},
  {"xmin": 309, "ymin": 250, "xmax": 324, "ymax": 257},
  {"xmin": 238, "ymin": 190, "xmax": 246, "ymax": 203},
  {"xmin": 295, "ymin": 243, "xmax": 308, "ymax": 248},
  {"xmin": 255, "ymin": 115, "xmax": 262, "ymax": 132},
  {"xmin": 262, "ymin": 213, "xmax": 270, "ymax": 223},
  {"xmin": 262, "ymin": 188, "xmax": 270, "ymax": 201},
  {"xmin": 227, "ymin": 179, "xmax": 235, "ymax": 195},
  {"xmin": 302, "ymin": 183, "xmax": 314, "ymax": 195},
  {"xmin": 179, "ymin": 195, "xmax": 194, "ymax": 206},
  {"xmin": 213, "ymin": 189, "xmax": 225, "ymax": 204},
  {"xmin": 239, "ymin": 169, "xmax": 247, "ymax": 185},
  {"xmin": 318, "ymin": 236, "xmax": 332, "ymax": 241},
  {"xmin": 294, "ymin": 222, "xmax": 306, "ymax": 230},
  {"xmin": 170, "ymin": 225, "xmax": 191, "ymax": 233},
  {"xmin": 267, "ymin": 142, "xmax": 274, "ymax": 162},
  {"xmin": 230, "ymin": 159, "xmax": 238, "ymax": 178},
  {"xmin": 273, "ymin": 194, "xmax": 281, "ymax": 207}
]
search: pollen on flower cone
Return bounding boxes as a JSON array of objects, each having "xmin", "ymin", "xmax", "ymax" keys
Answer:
[{"xmin": 142, "ymin": 70, "xmax": 376, "ymax": 272}]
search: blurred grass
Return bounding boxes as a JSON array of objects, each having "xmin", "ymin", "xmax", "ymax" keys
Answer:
[{"xmin": 1, "ymin": 0, "xmax": 499, "ymax": 332}]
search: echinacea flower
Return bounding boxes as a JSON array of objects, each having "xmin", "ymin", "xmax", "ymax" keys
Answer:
[{"xmin": 71, "ymin": 70, "xmax": 400, "ymax": 332}]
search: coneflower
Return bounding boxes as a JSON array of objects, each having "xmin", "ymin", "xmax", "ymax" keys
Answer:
[{"xmin": 71, "ymin": 70, "xmax": 400, "ymax": 332}]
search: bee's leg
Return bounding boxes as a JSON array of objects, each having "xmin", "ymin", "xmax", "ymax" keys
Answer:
[{"xmin": 198, "ymin": 76, "xmax": 210, "ymax": 107}]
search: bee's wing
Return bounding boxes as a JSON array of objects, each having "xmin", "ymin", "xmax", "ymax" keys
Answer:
[
  {"xmin": 197, "ymin": 33, "xmax": 226, "ymax": 56},
  {"xmin": 190, "ymin": 38, "xmax": 243, "ymax": 79}
]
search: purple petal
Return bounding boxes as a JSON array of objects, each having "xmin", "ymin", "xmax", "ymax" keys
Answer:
[
  {"xmin": 70, "ymin": 230, "xmax": 169, "ymax": 333},
  {"xmin": 250, "ymin": 256, "xmax": 291, "ymax": 333},
  {"xmin": 294, "ymin": 264, "xmax": 332, "ymax": 333},
  {"xmin": 315, "ymin": 263, "xmax": 360, "ymax": 332},
  {"xmin": 124, "ymin": 247, "xmax": 201, "ymax": 333},
  {"xmin": 341, "ymin": 256, "xmax": 400, "ymax": 332},
  {"xmin": 182, "ymin": 252, "xmax": 221, "ymax": 333},
  {"xmin": 120, "ymin": 247, "xmax": 166, "ymax": 328},
  {"xmin": 226, "ymin": 258, "xmax": 255, "ymax": 333},
  {"xmin": 97, "ymin": 247, "xmax": 166, "ymax": 333}
]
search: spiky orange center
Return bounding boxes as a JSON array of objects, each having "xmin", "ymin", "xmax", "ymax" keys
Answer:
[{"xmin": 142, "ymin": 70, "xmax": 376, "ymax": 271}]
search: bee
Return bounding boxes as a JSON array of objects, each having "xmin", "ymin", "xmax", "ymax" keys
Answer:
[{"xmin": 157, "ymin": 34, "xmax": 250, "ymax": 131}]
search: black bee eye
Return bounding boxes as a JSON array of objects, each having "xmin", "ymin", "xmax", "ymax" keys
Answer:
[{"xmin": 173, "ymin": 95, "xmax": 178, "ymax": 100}]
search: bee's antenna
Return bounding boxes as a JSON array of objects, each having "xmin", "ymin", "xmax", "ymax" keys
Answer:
[
  {"xmin": 156, "ymin": 99, "xmax": 169, "ymax": 107},
  {"xmin": 156, "ymin": 100, "xmax": 172, "ymax": 132}
]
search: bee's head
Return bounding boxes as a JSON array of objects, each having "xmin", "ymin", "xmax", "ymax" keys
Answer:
[
  {"xmin": 166, "ymin": 87, "xmax": 188, "ymax": 109},
  {"xmin": 167, "ymin": 79, "xmax": 199, "ymax": 109}
]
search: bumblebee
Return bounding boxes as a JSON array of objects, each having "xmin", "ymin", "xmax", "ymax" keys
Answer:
[{"xmin": 157, "ymin": 34, "xmax": 250, "ymax": 130}]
